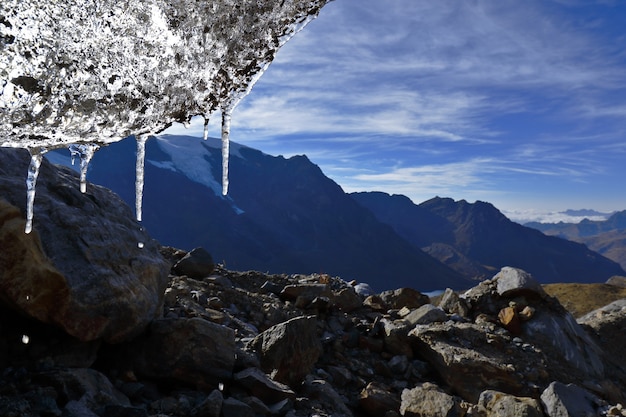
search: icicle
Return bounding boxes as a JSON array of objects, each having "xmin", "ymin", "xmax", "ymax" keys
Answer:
[
  {"xmin": 203, "ymin": 117, "xmax": 209, "ymax": 141},
  {"xmin": 135, "ymin": 135, "xmax": 147, "ymax": 222},
  {"xmin": 69, "ymin": 144, "xmax": 100, "ymax": 193},
  {"xmin": 221, "ymin": 111, "xmax": 231, "ymax": 196},
  {"xmin": 25, "ymin": 148, "xmax": 47, "ymax": 234}
]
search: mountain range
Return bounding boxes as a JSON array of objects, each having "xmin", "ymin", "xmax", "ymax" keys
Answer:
[
  {"xmin": 525, "ymin": 212, "xmax": 626, "ymax": 272},
  {"xmin": 47, "ymin": 135, "xmax": 625, "ymax": 291}
]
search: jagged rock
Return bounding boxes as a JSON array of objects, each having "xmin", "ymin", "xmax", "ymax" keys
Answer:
[
  {"xmin": 438, "ymin": 288, "xmax": 470, "ymax": 317},
  {"xmin": 333, "ymin": 287, "xmax": 363, "ymax": 312},
  {"xmin": 250, "ymin": 315, "xmax": 322, "ymax": 387},
  {"xmin": 302, "ymin": 379, "xmax": 354, "ymax": 417},
  {"xmin": 494, "ymin": 267, "xmax": 546, "ymax": 298},
  {"xmin": 363, "ymin": 295, "xmax": 387, "ymax": 311},
  {"xmin": 606, "ymin": 276, "xmax": 626, "ymax": 288},
  {"xmin": 172, "ymin": 247, "xmax": 215, "ymax": 279},
  {"xmin": 131, "ymin": 317, "xmax": 236, "ymax": 388},
  {"xmin": 0, "ymin": 149, "xmax": 169, "ymax": 343},
  {"xmin": 409, "ymin": 322, "xmax": 534, "ymax": 402},
  {"xmin": 578, "ymin": 300, "xmax": 626, "ymax": 402},
  {"xmin": 233, "ymin": 368, "xmax": 296, "ymax": 404},
  {"xmin": 221, "ymin": 397, "xmax": 254, "ymax": 417},
  {"xmin": 404, "ymin": 304, "xmax": 448, "ymax": 326},
  {"xmin": 540, "ymin": 382, "xmax": 606, "ymax": 417},
  {"xmin": 379, "ymin": 288, "xmax": 430, "ymax": 310},
  {"xmin": 400, "ymin": 383, "xmax": 463, "ymax": 417},
  {"xmin": 38, "ymin": 368, "xmax": 131, "ymax": 416},
  {"xmin": 280, "ymin": 283, "xmax": 331, "ymax": 302},
  {"xmin": 359, "ymin": 382, "xmax": 400, "ymax": 417},
  {"xmin": 380, "ymin": 318, "xmax": 413, "ymax": 358},
  {"xmin": 478, "ymin": 390, "xmax": 543, "ymax": 417},
  {"xmin": 190, "ymin": 390, "xmax": 223, "ymax": 417}
]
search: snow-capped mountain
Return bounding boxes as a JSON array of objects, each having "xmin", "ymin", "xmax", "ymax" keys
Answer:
[{"xmin": 48, "ymin": 135, "xmax": 468, "ymax": 292}]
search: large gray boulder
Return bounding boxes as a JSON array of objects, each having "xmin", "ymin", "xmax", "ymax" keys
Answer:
[
  {"xmin": 250, "ymin": 315, "xmax": 322, "ymax": 387},
  {"xmin": 540, "ymin": 382, "xmax": 606, "ymax": 417},
  {"xmin": 0, "ymin": 149, "xmax": 169, "ymax": 342}
]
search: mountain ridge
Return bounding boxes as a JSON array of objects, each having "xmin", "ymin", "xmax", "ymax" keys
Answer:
[{"xmin": 351, "ymin": 192, "xmax": 625, "ymax": 284}]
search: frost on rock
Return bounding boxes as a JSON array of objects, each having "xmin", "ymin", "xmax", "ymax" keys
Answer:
[
  {"xmin": 0, "ymin": 0, "xmax": 331, "ymax": 230},
  {"xmin": 0, "ymin": 0, "xmax": 330, "ymax": 149}
]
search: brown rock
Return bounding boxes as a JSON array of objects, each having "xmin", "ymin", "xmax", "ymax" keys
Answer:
[
  {"xmin": 172, "ymin": 247, "xmax": 214, "ymax": 279},
  {"xmin": 359, "ymin": 382, "xmax": 400, "ymax": 417},
  {"xmin": 380, "ymin": 288, "xmax": 429, "ymax": 310},
  {"xmin": 478, "ymin": 390, "xmax": 543, "ymax": 417},
  {"xmin": 497, "ymin": 306, "xmax": 521, "ymax": 335},
  {"xmin": 0, "ymin": 150, "xmax": 169, "ymax": 343}
]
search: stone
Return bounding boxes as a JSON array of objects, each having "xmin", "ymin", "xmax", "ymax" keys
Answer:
[
  {"xmin": 333, "ymin": 287, "xmax": 363, "ymax": 312},
  {"xmin": 190, "ymin": 390, "xmax": 223, "ymax": 417},
  {"xmin": 478, "ymin": 390, "xmax": 543, "ymax": 417},
  {"xmin": 380, "ymin": 318, "xmax": 413, "ymax": 358},
  {"xmin": 497, "ymin": 306, "xmax": 521, "ymax": 335},
  {"xmin": 404, "ymin": 304, "xmax": 448, "ymax": 326},
  {"xmin": 438, "ymin": 288, "xmax": 470, "ymax": 317},
  {"xmin": 494, "ymin": 267, "xmax": 546, "ymax": 298},
  {"xmin": 172, "ymin": 247, "xmax": 215, "ymax": 279},
  {"xmin": 302, "ymin": 379, "xmax": 353, "ymax": 417},
  {"xmin": 233, "ymin": 368, "xmax": 296, "ymax": 404},
  {"xmin": 221, "ymin": 397, "xmax": 254, "ymax": 417},
  {"xmin": 131, "ymin": 317, "xmax": 236, "ymax": 388},
  {"xmin": 400, "ymin": 383, "xmax": 463, "ymax": 417},
  {"xmin": 250, "ymin": 315, "xmax": 322, "ymax": 387},
  {"xmin": 191, "ymin": 390, "xmax": 224, "ymax": 417},
  {"xmin": 0, "ymin": 150, "xmax": 169, "ymax": 343},
  {"xmin": 606, "ymin": 276, "xmax": 626, "ymax": 288},
  {"xmin": 359, "ymin": 382, "xmax": 400, "ymax": 417},
  {"xmin": 363, "ymin": 295, "xmax": 387, "ymax": 311},
  {"xmin": 38, "ymin": 368, "xmax": 131, "ymax": 416},
  {"xmin": 540, "ymin": 382, "xmax": 606, "ymax": 417},
  {"xmin": 379, "ymin": 288, "xmax": 430, "ymax": 310},
  {"xmin": 280, "ymin": 283, "xmax": 331, "ymax": 302}
]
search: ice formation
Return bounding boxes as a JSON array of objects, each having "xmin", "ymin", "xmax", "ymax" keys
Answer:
[
  {"xmin": 69, "ymin": 144, "xmax": 100, "ymax": 193},
  {"xmin": 0, "ymin": 0, "xmax": 331, "ymax": 231}
]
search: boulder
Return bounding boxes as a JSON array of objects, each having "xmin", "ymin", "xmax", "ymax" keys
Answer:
[
  {"xmin": 606, "ymin": 276, "xmax": 626, "ymax": 288},
  {"xmin": 478, "ymin": 390, "xmax": 543, "ymax": 417},
  {"xmin": 250, "ymin": 315, "xmax": 322, "ymax": 387},
  {"xmin": 400, "ymin": 383, "xmax": 463, "ymax": 417},
  {"xmin": 172, "ymin": 247, "xmax": 215, "ymax": 279},
  {"xmin": 131, "ymin": 317, "xmax": 236, "ymax": 388},
  {"xmin": 301, "ymin": 379, "xmax": 354, "ymax": 417},
  {"xmin": 404, "ymin": 304, "xmax": 448, "ymax": 326},
  {"xmin": 0, "ymin": 149, "xmax": 169, "ymax": 343},
  {"xmin": 540, "ymin": 382, "xmax": 606, "ymax": 417},
  {"xmin": 379, "ymin": 288, "xmax": 430, "ymax": 310},
  {"xmin": 438, "ymin": 288, "xmax": 470, "ymax": 317},
  {"xmin": 233, "ymin": 368, "xmax": 295, "ymax": 404},
  {"xmin": 359, "ymin": 382, "xmax": 400, "ymax": 417},
  {"xmin": 494, "ymin": 267, "xmax": 546, "ymax": 298}
]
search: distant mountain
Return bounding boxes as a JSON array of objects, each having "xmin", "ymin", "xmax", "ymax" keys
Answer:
[
  {"xmin": 524, "ymin": 211, "xmax": 626, "ymax": 271},
  {"xmin": 47, "ymin": 135, "xmax": 468, "ymax": 292},
  {"xmin": 351, "ymin": 192, "xmax": 625, "ymax": 284},
  {"xmin": 560, "ymin": 209, "xmax": 613, "ymax": 218}
]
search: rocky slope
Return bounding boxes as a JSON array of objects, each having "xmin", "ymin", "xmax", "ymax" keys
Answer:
[
  {"xmin": 2, "ymin": 149, "xmax": 626, "ymax": 416},
  {"xmin": 351, "ymin": 192, "xmax": 626, "ymax": 284},
  {"xmin": 1, "ymin": 252, "xmax": 626, "ymax": 417}
]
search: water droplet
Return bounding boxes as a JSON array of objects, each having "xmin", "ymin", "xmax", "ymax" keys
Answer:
[
  {"xmin": 138, "ymin": 242, "xmax": 144, "ymax": 249},
  {"xmin": 21, "ymin": 335, "xmax": 29, "ymax": 344}
]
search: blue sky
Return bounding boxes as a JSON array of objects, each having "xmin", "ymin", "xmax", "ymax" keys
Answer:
[{"xmin": 166, "ymin": 0, "xmax": 626, "ymax": 223}]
